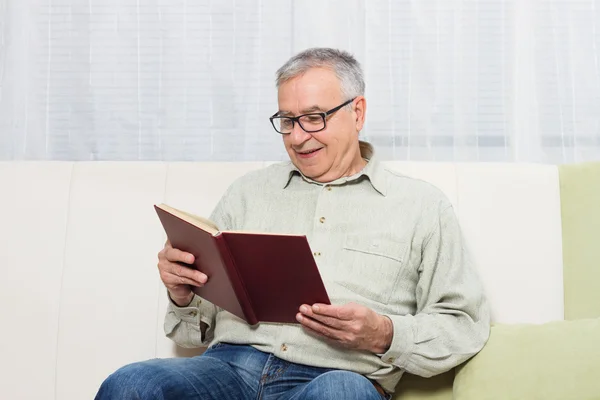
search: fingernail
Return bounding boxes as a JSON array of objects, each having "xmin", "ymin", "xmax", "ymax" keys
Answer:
[
  {"xmin": 296, "ymin": 314, "xmax": 303, "ymax": 322},
  {"xmin": 313, "ymin": 305, "xmax": 320, "ymax": 312},
  {"xmin": 300, "ymin": 306, "xmax": 308, "ymax": 313}
]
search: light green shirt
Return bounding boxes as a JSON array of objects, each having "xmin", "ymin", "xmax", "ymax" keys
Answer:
[{"xmin": 164, "ymin": 142, "xmax": 490, "ymax": 393}]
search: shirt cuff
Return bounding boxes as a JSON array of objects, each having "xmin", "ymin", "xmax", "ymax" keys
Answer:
[
  {"xmin": 167, "ymin": 292, "xmax": 213, "ymax": 327},
  {"xmin": 380, "ymin": 313, "xmax": 417, "ymax": 367}
]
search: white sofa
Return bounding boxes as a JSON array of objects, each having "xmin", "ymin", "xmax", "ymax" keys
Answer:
[{"xmin": 0, "ymin": 161, "xmax": 566, "ymax": 399}]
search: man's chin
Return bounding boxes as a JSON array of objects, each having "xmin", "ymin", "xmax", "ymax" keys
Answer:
[{"xmin": 293, "ymin": 162, "xmax": 322, "ymax": 180}]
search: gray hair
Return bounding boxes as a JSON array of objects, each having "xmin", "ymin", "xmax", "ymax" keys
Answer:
[{"xmin": 275, "ymin": 48, "xmax": 365, "ymax": 102}]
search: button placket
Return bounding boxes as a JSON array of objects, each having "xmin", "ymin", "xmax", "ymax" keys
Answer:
[{"xmin": 312, "ymin": 184, "xmax": 333, "ymax": 260}]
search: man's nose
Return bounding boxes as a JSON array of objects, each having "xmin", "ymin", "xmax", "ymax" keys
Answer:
[{"xmin": 289, "ymin": 122, "xmax": 311, "ymax": 144}]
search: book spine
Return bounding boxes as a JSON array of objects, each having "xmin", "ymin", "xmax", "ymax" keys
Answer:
[{"xmin": 214, "ymin": 234, "xmax": 258, "ymax": 325}]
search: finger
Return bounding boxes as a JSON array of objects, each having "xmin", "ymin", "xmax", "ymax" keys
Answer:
[
  {"xmin": 157, "ymin": 257, "xmax": 207, "ymax": 285},
  {"xmin": 159, "ymin": 240, "xmax": 173, "ymax": 258},
  {"xmin": 310, "ymin": 303, "xmax": 355, "ymax": 321},
  {"xmin": 171, "ymin": 262, "xmax": 207, "ymax": 285},
  {"xmin": 165, "ymin": 247, "xmax": 195, "ymax": 264},
  {"xmin": 296, "ymin": 313, "xmax": 344, "ymax": 340},
  {"xmin": 162, "ymin": 264, "xmax": 205, "ymax": 287},
  {"xmin": 298, "ymin": 304, "xmax": 314, "ymax": 316},
  {"xmin": 299, "ymin": 305, "xmax": 346, "ymax": 329},
  {"xmin": 166, "ymin": 272, "xmax": 203, "ymax": 288}
]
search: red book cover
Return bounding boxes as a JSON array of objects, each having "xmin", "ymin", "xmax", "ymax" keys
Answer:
[
  {"xmin": 154, "ymin": 204, "xmax": 330, "ymax": 325},
  {"xmin": 222, "ymin": 231, "xmax": 331, "ymax": 323}
]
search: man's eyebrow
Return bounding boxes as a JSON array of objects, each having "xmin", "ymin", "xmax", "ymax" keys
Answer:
[{"xmin": 276, "ymin": 105, "xmax": 325, "ymax": 116}]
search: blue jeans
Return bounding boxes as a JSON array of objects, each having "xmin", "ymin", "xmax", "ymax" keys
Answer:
[{"xmin": 95, "ymin": 342, "xmax": 389, "ymax": 400}]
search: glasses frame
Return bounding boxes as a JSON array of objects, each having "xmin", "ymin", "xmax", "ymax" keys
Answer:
[{"xmin": 269, "ymin": 97, "xmax": 357, "ymax": 135}]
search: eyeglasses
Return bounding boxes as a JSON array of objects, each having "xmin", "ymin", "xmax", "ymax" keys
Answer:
[{"xmin": 269, "ymin": 97, "xmax": 356, "ymax": 134}]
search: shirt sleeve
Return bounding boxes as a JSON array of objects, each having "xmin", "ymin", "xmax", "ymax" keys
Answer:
[
  {"xmin": 162, "ymin": 184, "xmax": 238, "ymax": 347},
  {"xmin": 380, "ymin": 205, "xmax": 491, "ymax": 377},
  {"xmin": 164, "ymin": 293, "xmax": 219, "ymax": 348}
]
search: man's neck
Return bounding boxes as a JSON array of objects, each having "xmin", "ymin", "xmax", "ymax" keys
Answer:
[{"xmin": 313, "ymin": 149, "xmax": 367, "ymax": 183}]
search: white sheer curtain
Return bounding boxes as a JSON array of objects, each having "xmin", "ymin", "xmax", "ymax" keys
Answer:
[{"xmin": 1, "ymin": 0, "xmax": 599, "ymax": 163}]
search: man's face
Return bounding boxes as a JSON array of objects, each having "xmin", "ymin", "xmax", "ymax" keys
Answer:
[{"xmin": 277, "ymin": 67, "xmax": 365, "ymax": 182}]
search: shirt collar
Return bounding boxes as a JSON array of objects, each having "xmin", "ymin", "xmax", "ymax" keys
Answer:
[{"xmin": 282, "ymin": 141, "xmax": 387, "ymax": 196}]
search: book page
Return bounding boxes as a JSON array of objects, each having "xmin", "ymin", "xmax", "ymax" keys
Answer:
[
  {"xmin": 156, "ymin": 204, "xmax": 219, "ymax": 235},
  {"xmin": 227, "ymin": 230, "xmax": 299, "ymax": 236},
  {"xmin": 157, "ymin": 204, "xmax": 301, "ymax": 237}
]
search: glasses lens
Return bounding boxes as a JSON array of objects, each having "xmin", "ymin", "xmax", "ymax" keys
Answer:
[
  {"xmin": 273, "ymin": 117, "xmax": 294, "ymax": 133},
  {"xmin": 298, "ymin": 114, "xmax": 325, "ymax": 132}
]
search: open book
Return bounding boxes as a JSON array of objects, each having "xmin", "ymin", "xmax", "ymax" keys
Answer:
[{"xmin": 154, "ymin": 203, "xmax": 330, "ymax": 325}]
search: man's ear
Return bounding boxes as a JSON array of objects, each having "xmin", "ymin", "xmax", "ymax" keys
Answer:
[{"xmin": 353, "ymin": 96, "xmax": 367, "ymax": 132}]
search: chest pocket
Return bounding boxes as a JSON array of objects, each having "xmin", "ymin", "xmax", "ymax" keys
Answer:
[{"xmin": 340, "ymin": 233, "xmax": 406, "ymax": 304}]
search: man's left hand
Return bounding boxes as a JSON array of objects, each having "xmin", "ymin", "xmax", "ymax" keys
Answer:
[{"xmin": 296, "ymin": 302, "xmax": 393, "ymax": 354}]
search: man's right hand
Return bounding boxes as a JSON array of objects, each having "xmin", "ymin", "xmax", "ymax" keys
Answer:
[{"xmin": 157, "ymin": 240, "xmax": 207, "ymax": 307}]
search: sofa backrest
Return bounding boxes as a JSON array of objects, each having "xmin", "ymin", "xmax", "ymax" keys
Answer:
[{"xmin": 0, "ymin": 161, "xmax": 566, "ymax": 400}]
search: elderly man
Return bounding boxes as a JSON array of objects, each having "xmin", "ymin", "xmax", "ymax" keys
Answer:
[{"xmin": 96, "ymin": 48, "xmax": 490, "ymax": 400}]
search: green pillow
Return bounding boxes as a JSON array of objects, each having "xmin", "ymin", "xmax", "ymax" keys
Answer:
[
  {"xmin": 454, "ymin": 319, "xmax": 600, "ymax": 400},
  {"xmin": 391, "ymin": 370, "xmax": 454, "ymax": 400},
  {"xmin": 559, "ymin": 162, "xmax": 600, "ymax": 320}
]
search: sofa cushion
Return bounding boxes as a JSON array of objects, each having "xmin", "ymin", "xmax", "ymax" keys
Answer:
[
  {"xmin": 559, "ymin": 161, "xmax": 600, "ymax": 319},
  {"xmin": 391, "ymin": 370, "xmax": 453, "ymax": 400},
  {"xmin": 453, "ymin": 318, "xmax": 600, "ymax": 400}
]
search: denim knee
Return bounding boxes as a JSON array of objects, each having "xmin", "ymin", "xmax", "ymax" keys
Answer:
[
  {"xmin": 95, "ymin": 359, "xmax": 167, "ymax": 400},
  {"xmin": 302, "ymin": 370, "xmax": 383, "ymax": 400}
]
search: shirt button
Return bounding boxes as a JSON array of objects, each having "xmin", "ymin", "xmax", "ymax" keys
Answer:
[
  {"xmin": 189, "ymin": 310, "xmax": 197, "ymax": 317},
  {"xmin": 281, "ymin": 344, "xmax": 288, "ymax": 352},
  {"xmin": 386, "ymin": 357, "xmax": 395, "ymax": 363},
  {"xmin": 319, "ymin": 217, "xmax": 326, "ymax": 223},
  {"xmin": 327, "ymin": 186, "xmax": 332, "ymax": 191}
]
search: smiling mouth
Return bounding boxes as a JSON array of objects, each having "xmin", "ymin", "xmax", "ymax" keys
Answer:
[
  {"xmin": 297, "ymin": 148, "xmax": 322, "ymax": 155},
  {"xmin": 296, "ymin": 148, "xmax": 323, "ymax": 159}
]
